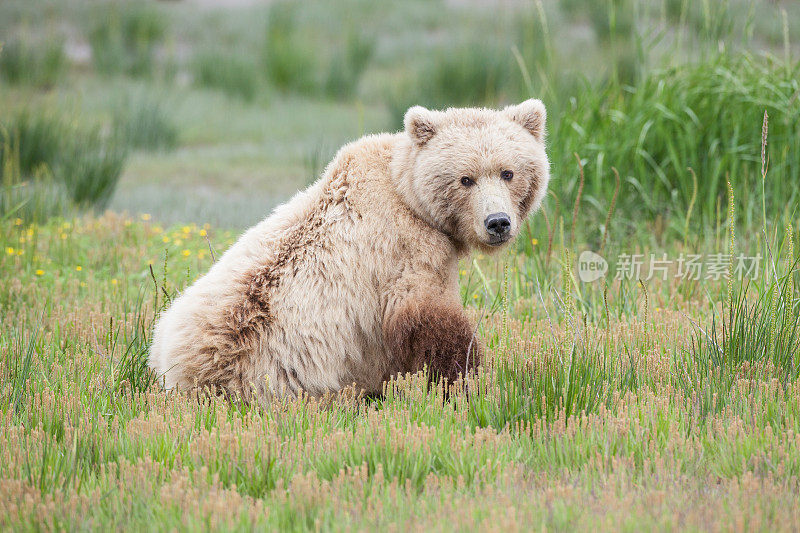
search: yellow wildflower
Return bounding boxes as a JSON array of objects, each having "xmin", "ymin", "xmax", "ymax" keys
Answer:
[
  {"xmin": 35, "ymin": 269, "xmax": 44, "ymax": 276},
  {"xmin": 181, "ymin": 249, "xmax": 191, "ymax": 257},
  {"xmin": 6, "ymin": 247, "xmax": 15, "ymax": 255},
  {"xmin": 111, "ymin": 278, "xmax": 118, "ymax": 285},
  {"xmin": 76, "ymin": 266, "xmax": 82, "ymax": 271},
  {"xmin": 162, "ymin": 236, "xmax": 170, "ymax": 243},
  {"xmin": 181, "ymin": 226, "xmax": 191, "ymax": 234},
  {"xmin": 14, "ymin": 218, "xmax": 23, "ymax": 226},
  {"xmin": 141, "ymin": 213, "xmax": 152, "ymax": 221},
  {"xmin": 531, "ymin": 238, "xmax": 539, "ymax": 245},
  {"xmin": 199, "ymin": 229, "xmax": 207, "ymax": 237}
]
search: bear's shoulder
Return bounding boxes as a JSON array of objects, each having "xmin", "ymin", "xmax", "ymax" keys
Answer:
[
  {"xmin": 326, "ymin": 132, "xmax": 400, "ymax": 178},
  {"xmin": 319, "ymin": 132, "xmax": 402, "ymax": 204}
]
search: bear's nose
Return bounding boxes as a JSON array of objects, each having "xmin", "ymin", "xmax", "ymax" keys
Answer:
[{"xmin": 485, "ymin": 212, "xmax": 511, "ymax": 238}]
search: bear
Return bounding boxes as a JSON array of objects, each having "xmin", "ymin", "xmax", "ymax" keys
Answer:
[{"xmin": 148, "ymin": 99, "xmax": 550, "ymax": 401}]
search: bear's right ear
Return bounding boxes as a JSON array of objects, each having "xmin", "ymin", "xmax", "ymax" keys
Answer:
[
  {"xmin": 404, "ymin": 106, "xmax": 439, "ymax": 147},
  {"xmin": 503, "ymin": 99, "xmax": 547, "ymax": 142}
]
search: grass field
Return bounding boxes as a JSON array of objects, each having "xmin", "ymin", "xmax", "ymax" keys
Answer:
[{"xmin": 2, "ymin": 0, "xmax": 800, "ymax": 530}]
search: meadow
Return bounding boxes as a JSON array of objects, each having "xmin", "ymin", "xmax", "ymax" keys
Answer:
[{"xmin": 1, "ymin": 0, "xmax": 799, "ymax": 530}]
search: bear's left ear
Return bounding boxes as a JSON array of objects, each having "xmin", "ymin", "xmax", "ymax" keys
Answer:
[
  {"xmin": 404, "ymin": 106, "xmax": 440, "ymax": 147},
  {"xmin": 503, "ymin": 99, "xmax": 546, "ymax": 142}
]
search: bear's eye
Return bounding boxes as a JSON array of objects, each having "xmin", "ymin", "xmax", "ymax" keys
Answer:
[
  {"xmin": 500, "ymin": 170, "xmax": 514, "ymax": 181},
  {"xmin": 460, "ymin": 176, "xmax": 475, "ymax": 187}
]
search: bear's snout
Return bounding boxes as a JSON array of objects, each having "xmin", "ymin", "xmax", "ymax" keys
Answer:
[{"xmin": 485, "ymin": 212, "xmax": 511, "ymax": 243}]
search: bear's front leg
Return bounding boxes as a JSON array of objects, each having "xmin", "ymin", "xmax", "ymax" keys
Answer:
[{"xmin": 384, "ymin": 299, "xmax": 481, "ymax": 386}]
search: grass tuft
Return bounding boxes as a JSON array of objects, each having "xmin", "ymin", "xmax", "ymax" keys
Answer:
[
  {"xmin": 552, "ymin": 54, "xmax": 800, "ymax": 230},
  {"xmin": 1, "ymin": 109, "xmax": 127, "ymax": 212},
  {"xmin": 323, "ymin": 30, "xmax": 375, "ymax": 99},
  {"xmin": 88, "ymin": 2, "xmax": 167, "ymax": 77},
  {"xmin": 0, "ymin": 37, "xmax": 66, "ymax": 88},
  {"xmin": 262, "ymin": 2, "xmax": 317, "ymax": 95},
  {"xmin": 191, "ymin": 50, "xmax": 260, "ymax": 102},
  {"xmin": 113, "ymin": 95, "xmax": 179, "ymax": 151}
]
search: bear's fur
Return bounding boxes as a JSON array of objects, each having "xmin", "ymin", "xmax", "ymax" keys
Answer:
[{"xmin": 149, "ymin": 100, "xmax": 550, "ymax": 401}]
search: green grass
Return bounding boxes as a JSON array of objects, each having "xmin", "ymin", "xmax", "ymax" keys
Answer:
[
  {"xmin": 191, "ymin": 50, "xmax": 260, "ymax": 102},
  {"xmin": 112, "ymin": 94, "xmax": 179, "ymax": 151},
  {"xmin": 0, "ymin": 211, "xmax": 797, "ymax": 529},
  {"xmin": 323, "ymin": 30, "xmax": 376, "ymax": 99},
  {"xmin": 0, "ymin": 37, "xmax": 66, "ymax": 88},
  {"xmin": 550, "ymin": 53, "xmax": 800, "ymax": 235},
  {"xmin": 58, "ymin": 128, "xmax": 127, "ymax": 209},
  {"xmin": 88, "ymin": 1, "xmax": 168, "ymax": 78},
  {"xmin": 262, "ymin": 2, "xmax": 318, "ymax": 95},
  {"xmin": 1, "ymin": 108, "xmax": 128, "ymax": 214}
]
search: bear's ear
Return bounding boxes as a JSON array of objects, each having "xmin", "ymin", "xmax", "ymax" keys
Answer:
[
  {"xmin": 503, "ymin": 99, "xmax": 546, "ymax": 142},
  {"xmin": 404, "ymin": 106, "xmax": 439, "ymax": 147}
]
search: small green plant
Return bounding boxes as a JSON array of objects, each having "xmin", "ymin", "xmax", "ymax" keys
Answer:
[
  {"xmin": 191, "ymin": 50, "xmax": 260, "ymax": 102},
  {"xmin": 468, "ymin": 342, "xmax": 614, "ymax": 431},
  {"xmin": 113, "ymin": 95, "xmax": 179, "ymax": 151},
  {"xmin": 1, "ymin": 109, "xmax": 127, "ymax": 213},
  {"xmin": 58, "ymin": 128, "xmax": 127, "ymax": 209},
  {"xmin": 0, "ymin": 110, "xmax": 65, "ymax": 176},
  {"xmin": 323, "ymin": 31, "xmax": 375, "ymax": 99},
  {"xmin": 419, "ymin": 42, "xmax": 519, "ymax": 108},
  {"xmin": 1, "ymin": 323, "xmax": 41, "ymax": 416},
  {"xmin": 88, "ymin": 2, "xmax": 167, "ymax": 77},
  {"xmin": 684, "ymin": 190, "xmax": 799, "ymax": 415},
  {"xmin": 385, "ymin": 41, "xmax": 522, "ymax": 128},
  {"xmin": 0, "ymin": 132, "xmax": 70, "ymax": 221},
  {"xmin": 684, "ymin": 273, "xmax": 800, "ymax": 416},
  {"xmin": 587, "ymin": 0, "xmax": 637, "ymax": 43},
  {"xmin": 262, "ymin": 2, "xmax": 318, "ymax": 94},
  {"xmin": 0, "ymin": 37, "xmax": 66, "ymax": 88}
]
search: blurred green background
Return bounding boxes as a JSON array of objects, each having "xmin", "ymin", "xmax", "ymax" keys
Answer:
[{"xmin": 1, "ymin": 0, "xmax": 798, "ymax": 244}]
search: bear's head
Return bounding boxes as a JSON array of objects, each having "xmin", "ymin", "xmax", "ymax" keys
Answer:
[{"xmin": 392, "ymin": 99, "xmax": 550, "ymax": 253}]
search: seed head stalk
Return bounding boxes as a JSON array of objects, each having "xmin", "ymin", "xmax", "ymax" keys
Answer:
[
  {"xmin": 726, "ymin": 176, "xmax": 736, "ymax": 351},
  {"xmin": 761, "ymin": 110, "xmax": 769, "ymax": 240},
  {"xmin": 786, "ymin": 222, "xmax": 795, "ymax": 325}
]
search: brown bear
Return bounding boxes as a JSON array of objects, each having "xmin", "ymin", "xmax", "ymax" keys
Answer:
[{"xmin": 149, "ymin": 100, "xmax": 550, "ymax": 401}]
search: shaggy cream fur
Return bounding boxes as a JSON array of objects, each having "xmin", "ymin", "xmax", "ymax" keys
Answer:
[{"xmin": 149, "ymin": 100, "xmax": 550, "ymax": 401}]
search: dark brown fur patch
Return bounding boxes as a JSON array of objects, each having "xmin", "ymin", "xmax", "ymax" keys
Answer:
[{"xmin": 384, "ymin": 300, "xmax": 481, "ymax": 387}]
